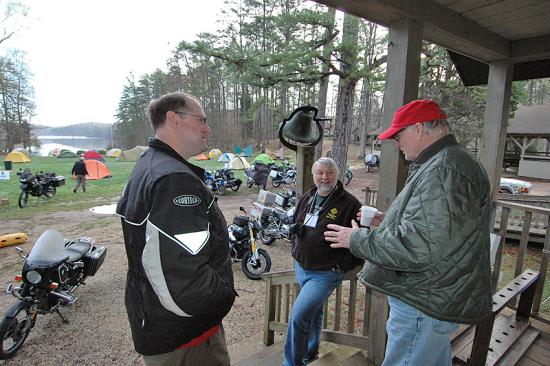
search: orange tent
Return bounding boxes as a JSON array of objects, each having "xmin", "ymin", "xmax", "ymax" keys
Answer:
[
  {"xmin": 72, "ymin": 160, "xmax": 112, "ymax": 180},
  {"xmin": 193, "ymin": 153, "xmax": 209, "ymax": 161}
]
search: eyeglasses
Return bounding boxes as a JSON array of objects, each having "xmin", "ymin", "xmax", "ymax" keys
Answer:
[
  {"xmin": 174, "ymin": 111, "xmax": 207, "ymax": 124},
  {"xmin": 393, "ymin": 128, "xmax": 406, "ymax": 142}
]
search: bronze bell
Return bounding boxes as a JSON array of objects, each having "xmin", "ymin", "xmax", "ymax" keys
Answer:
[{"xmin": 281, "ymin": 108, "xmax": 320, "ymax": 144}]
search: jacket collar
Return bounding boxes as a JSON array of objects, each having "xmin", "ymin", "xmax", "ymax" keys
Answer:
[
  {"xmin": 148, "ymin": 137, "xmax": 205, "ymax": 180},
  {"xmin": 414, "ymin": 134, "xmax": 458, "ymax": 165}
]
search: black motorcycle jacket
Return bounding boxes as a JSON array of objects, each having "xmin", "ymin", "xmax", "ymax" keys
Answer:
[
  {"xmin": 116, "ymin": 138, "xmax": 236, "ymax": 355},
  {"xmin": 292, "ymin": 181, "xmax": 363, "ymax": 272}
]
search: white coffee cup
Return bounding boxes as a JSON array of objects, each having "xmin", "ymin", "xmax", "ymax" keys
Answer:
[{"xmin": 360, "ymin": 205, "xmax": 378, "ymax": 227}]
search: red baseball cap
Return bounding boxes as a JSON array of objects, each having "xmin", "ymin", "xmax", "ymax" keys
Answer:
[{"xmin": 378, "ymin": 99, "xmax": 447, "ymax": 140}]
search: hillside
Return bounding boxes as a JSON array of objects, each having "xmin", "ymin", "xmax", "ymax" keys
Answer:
[{"xmin": 32, "ymin": 122, "xmax": 112, "ymax": 138}]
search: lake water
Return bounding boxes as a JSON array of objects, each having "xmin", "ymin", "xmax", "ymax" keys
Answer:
[{"xmin": 37, "ymin": 136, "xmax": 111, "ymax": 156}]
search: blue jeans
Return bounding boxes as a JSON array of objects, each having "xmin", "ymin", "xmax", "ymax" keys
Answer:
[
  {"xmin": 382, "ymin": 297, "xmax": 459, "ymax": 366},
  {"xmin": 283, "ymin": 261, "xmax": 344, "ymax": 366}
]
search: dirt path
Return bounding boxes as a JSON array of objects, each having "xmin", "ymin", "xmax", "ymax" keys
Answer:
[{"xmin": 0, "ymin": 166, "xmax": 378, "ymax": 365}]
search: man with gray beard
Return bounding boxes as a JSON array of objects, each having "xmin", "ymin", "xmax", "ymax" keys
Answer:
[{"xmin": 283, "ymin": 157, "xmax": 362, "ymax": 366}]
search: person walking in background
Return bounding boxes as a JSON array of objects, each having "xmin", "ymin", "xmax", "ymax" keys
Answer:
[
  {"xmin": 71, "ymin": 156, "xmax": 88, "ymax": 193},
  {"xmin": 116, "ymin": 92, "xmax": 236, "ymax": 366},
  {"xmin": 325, "ymin": 99, "xmax": 492, "ymax": 366},
  {"xmin": 284, "ymin": 157, "xmax": 363, "ymax": 366}
]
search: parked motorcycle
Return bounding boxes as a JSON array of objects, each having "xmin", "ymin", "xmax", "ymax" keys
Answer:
[
  {"xmin": 228, "ymin": 207, "xmax": 271, "ymax": 280},
  {"xmin": 1, "ymin": 229, "xmax": 107, "ymax": 359},
  {"xmin": 204, "ymin": 168, "xmax": 242, "ymax": 195},
  {"xmin": 244, "ymin": 162, "xmax": 271, "ymax": 189},
  {"xmin": 364, "ymin": 153, "xmax": 380, "ymax": 172},
  {"xmin": 269, "ymin": 164, "xmax": 296, "ymax": 187},
  {"xmin": 251, "ymin": 202, "xmax": 295, "ymax": 245},
  {"xmin": 17, "ymin": 168, "xmax": 65, "ymax": 209}
]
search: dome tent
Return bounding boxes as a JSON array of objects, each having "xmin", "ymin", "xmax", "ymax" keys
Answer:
[
  {"xmin": 218, "ymin": 152, "xmax": 235, "ymax": 162},
  {"xmin": 5, "ymin": 151, "xmax": 31, "ymax": 163},
  {"xmin": 116, "ymin": 146, "xmax": 148, "ymax": 162}
]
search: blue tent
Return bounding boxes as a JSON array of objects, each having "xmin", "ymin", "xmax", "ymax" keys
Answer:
[
  {"xmin": 218, "ymin": 152, "xmax": 234, "ymax": 162},
  {"xmin": 234, "ymin": 144, "xmax": 253, "ymax": 157}
]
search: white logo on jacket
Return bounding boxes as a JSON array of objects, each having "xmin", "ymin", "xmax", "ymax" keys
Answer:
[{"xmin": 173, "ymin": 195, "xmax": 201, "ymax": 207}]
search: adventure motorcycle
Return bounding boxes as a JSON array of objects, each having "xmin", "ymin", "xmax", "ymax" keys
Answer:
[
  {"xmin": 17, "ymin": 169, "xmax": 65, "ymax": 209},
  {"xmin": 204, "ymin": 168, "xmax": 242, "ymax": 195},
  {"xmin": 269, "ymin": 164, "xmax": 296, "ymax": 187},
  {"xmin": 228, "ymin": 207, "xmax": 271, "ymax": 280},
  {"xmin": 244, "ymin": 162, "xmax": 271, "ymax": 189},
  {"xmin": 251, "ymin": 202, "xmax": 295, "ymax": 245},
  {"xmin": 1, "ymin": 229, "xmax": 107, "ymax": 359},
  {"xmin": 364, "ymin": 153, "xmax": 380, "ymax": 172}
]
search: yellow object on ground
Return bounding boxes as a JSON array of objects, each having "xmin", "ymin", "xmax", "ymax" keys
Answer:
[{"xmin": 0, "ymin": 232, "xmax": 28, "ymax": 248}]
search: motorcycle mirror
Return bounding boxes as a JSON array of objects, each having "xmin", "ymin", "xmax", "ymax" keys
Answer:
[
  {"xmin": 14, "ymin": 246, "xmax": 27, "ymax": 259},
  {"xmin": 239, "ymin": 206, "xmax": 246, "ymax": 213}
]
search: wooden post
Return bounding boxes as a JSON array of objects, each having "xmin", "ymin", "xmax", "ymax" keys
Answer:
[
  {"xmin": 296, "ymin": 145, "xmax": 315, "ymax": 198},
  {"xmin": 479, "ymin": 61, "xmax": 513, "ymax": 204},
  {"xmin": 367, "ymin": 17, "xmax": 423, "ymax": 365}
]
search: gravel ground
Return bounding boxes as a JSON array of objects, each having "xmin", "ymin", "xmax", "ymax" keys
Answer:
[{"xmin": 0, "ymin": 164, "xmax": 377, "ymax": 366}]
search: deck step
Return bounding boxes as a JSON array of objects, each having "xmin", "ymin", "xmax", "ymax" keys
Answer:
[
  {"xmin": 495, "ymin": 326, "xmax": 539, "ymax": 366},
  {"xmin": 453, "ymin": 314, "xmax": 534, "ymax": 366},
  {"xmin": 233, "ymin": 341, "xmax": 340, "ymax": 366},
  {"xmin": 309, "ymin": 344, "xmax": 361, "ymax": 365}
]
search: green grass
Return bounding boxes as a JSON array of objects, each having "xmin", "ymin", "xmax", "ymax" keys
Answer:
[{"xmin": 0, "ymin": 154, "xmax": 283, "ymax": 220}]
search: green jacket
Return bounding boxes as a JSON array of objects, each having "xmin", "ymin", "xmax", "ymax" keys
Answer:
[{"xmin": 350, "ymin": 135, "xmax": 492, "ymax": 324}]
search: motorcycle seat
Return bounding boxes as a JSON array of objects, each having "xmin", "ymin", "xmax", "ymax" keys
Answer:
[
  {"xmin": 273, "ymin": 209, "xmax": 288, "ymax": 220},
  {"xmin": 65, "ymin": 240, "xmax": 92, "ymax": 262}
]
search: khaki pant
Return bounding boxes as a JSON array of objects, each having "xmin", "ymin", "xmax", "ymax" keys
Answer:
[
  {"xmin": 74, "ymin": 175, "xmax": 87, "ymax": 192},
  {"xmin": 142, "ymin": 327, "xmax": 230, "ymax": 366}
]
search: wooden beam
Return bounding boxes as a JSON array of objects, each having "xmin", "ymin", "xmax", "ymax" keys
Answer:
[
  {"xmin": 368, "ymin": 17, "xmax": 423, "ymax": 365},
  {"xmin": 479, "ymin": 61, "xmax": 513, "ymax": 203},
  {"xmin": 512, "ymin": 34, "xmax": 550, "ymax": 62},
  {"xmin": 314, "ymin": 0, "xmax": 510, "ymax": 62}
]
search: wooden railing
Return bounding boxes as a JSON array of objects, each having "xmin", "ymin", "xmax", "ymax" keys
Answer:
[
  {"xmin": 262, "ymin": 267, "xmax": 372, "ymax": 349},
  {"xmin": 492, "ymin": 199, "xmax": 550, "ymax": 320}
]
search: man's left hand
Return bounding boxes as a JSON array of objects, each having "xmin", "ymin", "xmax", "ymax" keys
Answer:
[{"xmin": 325, "ymin": 220, "xmax": 359, "ymax": 249}]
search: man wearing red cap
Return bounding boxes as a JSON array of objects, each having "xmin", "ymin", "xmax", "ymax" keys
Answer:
[{"xmin": 324, "ymin": 99, "xmax": 492, "ymax": 366}]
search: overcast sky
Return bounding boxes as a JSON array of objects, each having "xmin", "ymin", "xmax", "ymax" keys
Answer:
[{"xmin": 2, "ymin": 0, "xmax": 226, "ymax": 127}]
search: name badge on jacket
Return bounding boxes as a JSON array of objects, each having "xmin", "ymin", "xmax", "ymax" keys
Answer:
[{"xmin": 304, "ymin": 213, "xmax": 318, "ymax": 228}]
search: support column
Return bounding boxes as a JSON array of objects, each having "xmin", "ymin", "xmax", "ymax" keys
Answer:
[
  {"xmin": 295, "ymin": 146, "xmax": 315, "ymax": 198},
  {"xmin": 479, "ymin": 62, "xmax": 513, "ymax": 203},
  {"xmin": 368, "ymin": 17, "xmax": 423, "ymax": 366}
]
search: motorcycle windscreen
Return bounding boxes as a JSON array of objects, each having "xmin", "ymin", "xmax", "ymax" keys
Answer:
[{"xmin": 27, "ymin": 229, "xmax": 69, "ymax": 266}]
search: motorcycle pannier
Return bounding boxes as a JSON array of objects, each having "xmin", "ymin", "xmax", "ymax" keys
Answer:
[
  {"xmin": 53, "ymin": 176, "xmax": 66, "ymax": 187},
  {"xmin": 83, "ymin": 245, "xmax": 107, "ymax": 276}
]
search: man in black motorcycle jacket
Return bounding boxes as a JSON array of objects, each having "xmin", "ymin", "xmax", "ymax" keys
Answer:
[{"xmin": 116, "ymin": 92, "xmax": 236, "ymax": 365}]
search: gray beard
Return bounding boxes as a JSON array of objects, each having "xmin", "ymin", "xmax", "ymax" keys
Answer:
[{"xmin": 317, "ymin": 183, "xmax": 336, "ymax": 196}]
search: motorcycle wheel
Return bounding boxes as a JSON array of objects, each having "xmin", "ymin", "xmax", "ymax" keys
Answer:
[
  {"xmin": 345, "ymin": 171, "xmax": 353, "ymax": 185},
  {"xmin": 241, "ymin": 249, "xmax": 271, "ymax": 280},
  {"xmin": 271, "ymin": 178, "xmax": 281, "ymax": 187},
  {"xmin": 230, "ymin": 183, "xmax": 240, "ymax": 192},
  {"xmin": 0, "ymin": 302, "xmax": 34, "ymax": 359},
  {"xmin": 259, "ymin": 230, "xmax": 276, "ymax": 245},
  {"xmin": 217, "ymin": 185, "xmax": 226, "ymax": 195},
  {"xmin": 18, "ymin": 192, "xmax": 29, "ymax": 209},
  {"xmin": 45, "ymin": 186, "xmax": 56, "ymax": 198}
]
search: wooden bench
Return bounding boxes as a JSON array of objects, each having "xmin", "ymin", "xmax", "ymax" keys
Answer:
[{"xmin": 452, "ymin": 269, "xmax": 540, "ymax": 365}]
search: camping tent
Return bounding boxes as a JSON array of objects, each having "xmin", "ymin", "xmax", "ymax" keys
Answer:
[
  {"xmin": 193, "ymin": 153, "xmax": 209, "ymax": 161},
  {"xmin": 73, "ymin": 160, "xmax": 111, "ymax": 180},
  {"xmin": 5, "ymin": 151, "xmax": 31, "ymax": 163},
  {"xmin": 228, "ymin": 156, "xmax": 251, "ymax": 170},
  {"xmin": 234, "ymin": 144, "xmax": 253, "ymax": 157},
  {"xmin": 116, "ymin": 146, "xmax": 148, "ymax": 162},
  {"xmin": 208, "ymin": 148, "xmax": 222, "ymax": 159},
  {"xmin": 252, "ymin": 153, "xmax": 275, "ymax": 165},
  {"xmin": 218, "ymin": 152, "xmax": 235, "ymax": 162},
  {"xmin": 57, "ymin": 150, "xmax": 79, "ymax": 158},
  {"xmin": 83, "ymin": 150, "xmax": 105, "ymax": 161},
  {"xmin": 106, "ymin": 148, "xmax": 122, "ymax": 158},
  {"xmin": 48, "ymin": 148, "xmax": 61, "ymax": 156},
  {"xmin": 11, "ymin": 148, "xmax": 31, "ymax": 159}
]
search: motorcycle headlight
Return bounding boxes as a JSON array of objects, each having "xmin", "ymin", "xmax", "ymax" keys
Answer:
[{"xmin": 26, "ymin": 270, "xmax": 42, "ymax": 284}]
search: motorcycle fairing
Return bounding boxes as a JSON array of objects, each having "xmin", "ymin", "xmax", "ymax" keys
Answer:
[{"xmin": 27, "ymin": 229, "xmax": 69, "ymax": 267}]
